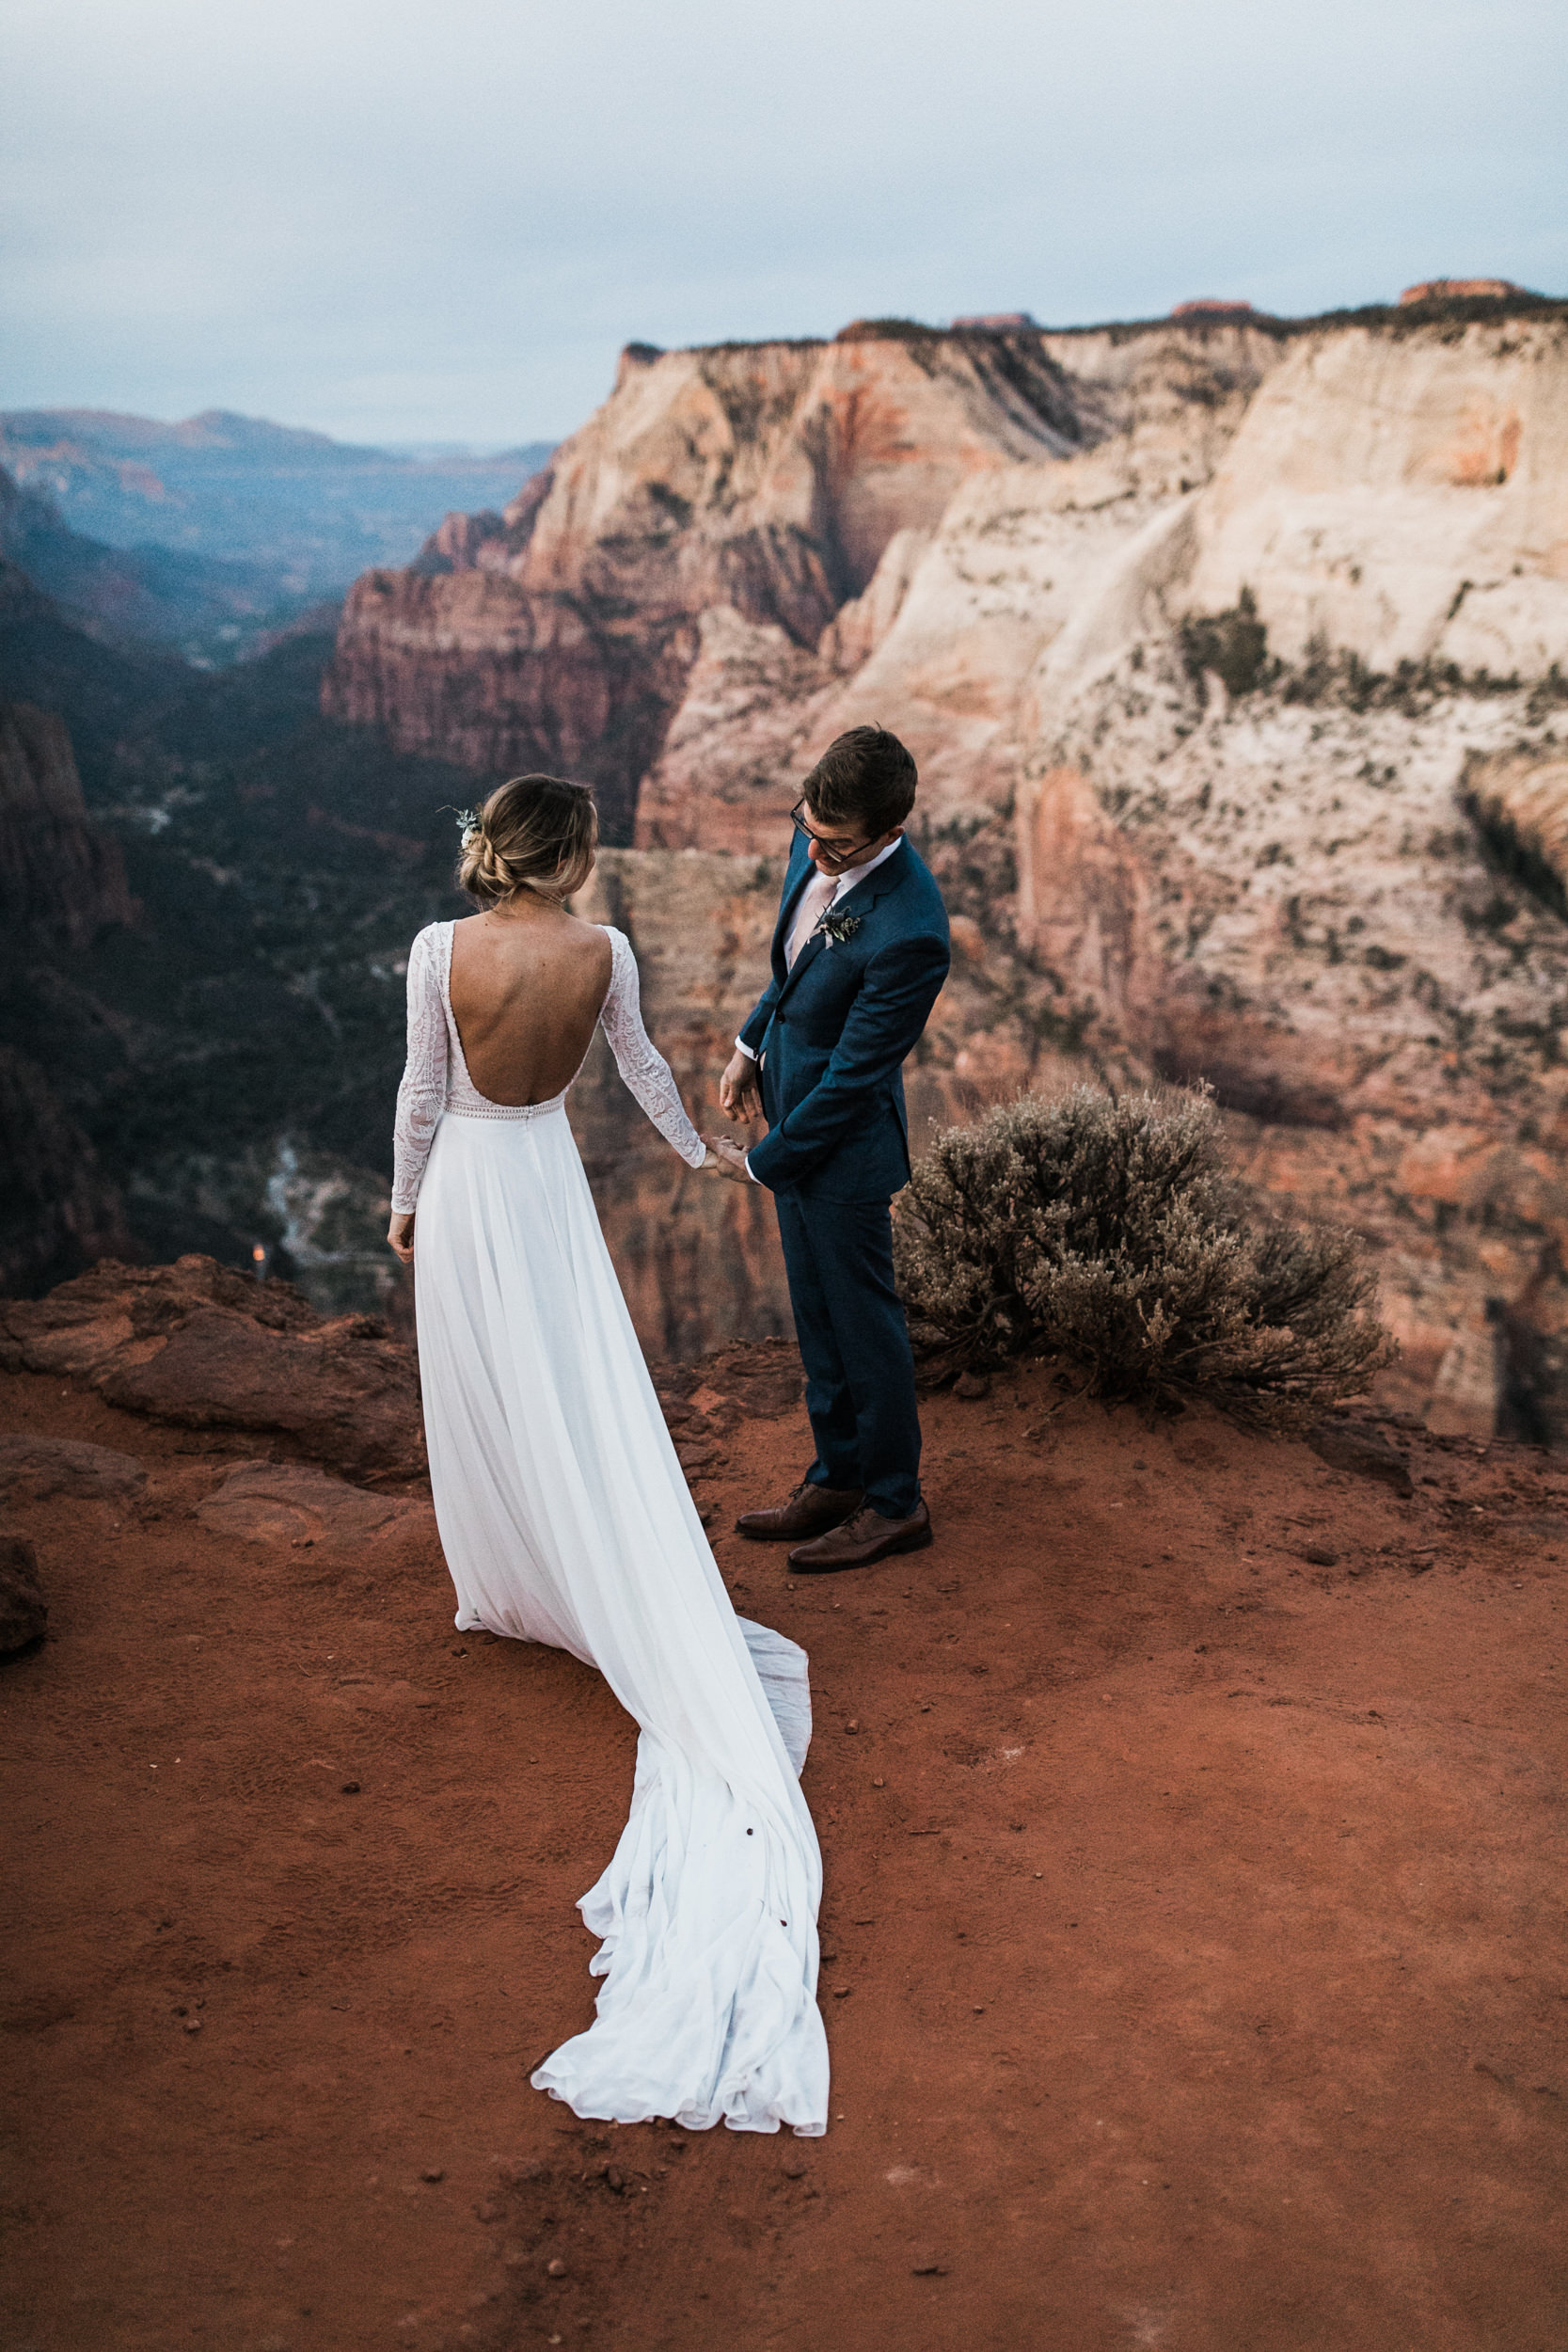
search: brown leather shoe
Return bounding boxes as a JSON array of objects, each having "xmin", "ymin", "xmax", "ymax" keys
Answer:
[
  {"xmin": 736, "ymin": 1482, "xmax": 863, "ymax": 1541},
  {"xmin": 786, "ymin": 1498, "xmax": 933, "ymax": 1573}
]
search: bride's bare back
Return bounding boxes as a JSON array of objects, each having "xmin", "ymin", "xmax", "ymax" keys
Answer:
[{"xmin": 448, "ymin": 903, "xmax": 613, "ymax": 1106}]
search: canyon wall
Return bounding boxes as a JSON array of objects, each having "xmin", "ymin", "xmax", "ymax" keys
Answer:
[
  {"xmin": 0, "ymin": 701, "xmax": 135, "ymax": 1292},
  {"xmin": 323, "ymin": 325, "xmax": 1085, "ymax": 839},
  {"xmin": 0, "ymin": 700, "xmax": 135, "ymax": 945},
  {"xmin": 328, "ymin": 302, "xmax": 1568, "ymax": 1438}
]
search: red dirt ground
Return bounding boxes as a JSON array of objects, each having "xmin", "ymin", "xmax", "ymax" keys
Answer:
[{"xmin": 3, "ymin": 1359, "xmax": 1566, "ymax": 2352}]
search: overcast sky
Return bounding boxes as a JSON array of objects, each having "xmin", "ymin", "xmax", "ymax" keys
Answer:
[{"xmin": 4, "ymin": 0, "xmax": 1565, "ymax": 446}]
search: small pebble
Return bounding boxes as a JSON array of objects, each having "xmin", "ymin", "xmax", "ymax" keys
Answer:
[
  {"xmin": 1301, "ymin": 1545, "xmax": 1339, "ymax": 1566},
  {"xmin": 872, "ymin": 1777, "xmax": 885, "ymax": 1788},
  {"xmin": 341, "ymin": 1782, "xmax": 361, "ymax": 1795},
  {"xmin": 420, "ymin": 2166, "xmax": 445, "ymax": 2184},
  {"xmin": 546, "ymin": 2257, "xmax": 567, "ymax": 2278},
  {"xmin": 182, "ymin": 2019, "xmax": 202, "ymax": 2034},
  {"xmin": 832, "ymin": 1987, "xmax": 852, "ymax": 2000}
]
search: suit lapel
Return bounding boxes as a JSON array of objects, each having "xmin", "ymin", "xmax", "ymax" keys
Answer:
[{"xmin": 773, "ymin": 838, "xmax": 912, "ymax": 1009}]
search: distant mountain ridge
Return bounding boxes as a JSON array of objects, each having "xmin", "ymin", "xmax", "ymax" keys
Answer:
[
  {"xmin": 0, "ymin": 407, "xmax": 556, "ymax": 614},
  {"xmin": 0, "ymin": 463, "xmax": 299, "ymax": 662}
]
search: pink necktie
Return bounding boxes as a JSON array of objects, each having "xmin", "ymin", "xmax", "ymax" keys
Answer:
[{"xmin": 785, "ymin": 871, "xmax": 837, "ymax": 970}]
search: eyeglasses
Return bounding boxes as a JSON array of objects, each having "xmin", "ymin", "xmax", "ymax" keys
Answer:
[{"xmin": 789, "ymin": 799, "xmax": 878, "ymax": 864}]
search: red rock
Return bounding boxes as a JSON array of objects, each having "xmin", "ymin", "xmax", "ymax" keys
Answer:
[
  {"xmin": 0, "ymin": 1433, "xmax": 146, "ymax": 1502},
  {"xmin": 1399, "ymin": 278, "xmax": 1521, "ymax": 305},
  {"xmin": 194, "ymin": 1462, "xmax": 400, "ymax": 1547},
  {"xmin": 0, "ymin": 1257, "xmax": 423, "ymax": 1481}
]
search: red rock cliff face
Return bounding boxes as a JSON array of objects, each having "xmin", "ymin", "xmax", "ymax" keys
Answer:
[
  {"xmin": 322, "ymin": 326, "xmax": 1083, "ymax": 838},
  {"xmin": 0, "ymin": 701, "xmax": 135, "ymax": 946},
  {"xmin": 0, "ymin": 702, "xmax": 135, "ymax": 1293}
]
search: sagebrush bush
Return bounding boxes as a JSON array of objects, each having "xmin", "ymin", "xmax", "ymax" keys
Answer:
[{"xmin": 893, "ymin": 1086, "xmax": 1393, "ymax": 1430}]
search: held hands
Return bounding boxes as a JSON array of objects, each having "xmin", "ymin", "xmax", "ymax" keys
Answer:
[
  {"xmin": 718, "ymin": 1047, "xmax": 761, "ymax": 1124},
  {"xmin": 387, "ymin": 1212, "xmax": 416, "ymax": 1264},
  {"xmin": 704, "ymin": 1135, "xmax": 752, "ymax": 1184}
]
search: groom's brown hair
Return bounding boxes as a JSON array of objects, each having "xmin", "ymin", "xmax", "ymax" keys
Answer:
[{"xmin": 803, "ymin": 725, "xmax": 917, "ymax": 836}]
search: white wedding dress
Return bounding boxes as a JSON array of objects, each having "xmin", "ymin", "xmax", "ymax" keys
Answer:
[{"xmin": 391, "ymin": 919, "xmax": 829, "ymax": 2136}]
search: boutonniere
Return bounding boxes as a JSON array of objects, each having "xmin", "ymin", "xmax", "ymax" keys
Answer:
[{"xmin": 814, "ymin": 909, "xmax": 863, "ymax": 949}]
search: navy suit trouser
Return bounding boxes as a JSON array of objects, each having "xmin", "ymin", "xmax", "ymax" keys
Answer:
[{"xmin": 772, "ymin": 1188, "xmax": 922, "ymax": 1519}]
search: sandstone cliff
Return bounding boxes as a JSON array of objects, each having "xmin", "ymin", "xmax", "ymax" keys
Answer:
[
  {"xmin": 323, "ymin": 326, "xmax": 1085, "ymax": 838},
  {"xmin": 326, "ymin": 302, "xmax": 1568, "ymax": 1439}
]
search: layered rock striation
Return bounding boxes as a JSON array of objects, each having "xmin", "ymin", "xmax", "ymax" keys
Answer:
[{"xmin": 323, "ymin": 326, "xmax": 1085, "ymax": 838}]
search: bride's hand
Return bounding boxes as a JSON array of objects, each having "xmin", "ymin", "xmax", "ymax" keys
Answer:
[
  {"xmin": 704, "ymin": 1134, "xmax": 752, "ymax": 1184},
  {"xmin": 388, "ymin": 1211, "xmax": 416, "ymax": 1264}
]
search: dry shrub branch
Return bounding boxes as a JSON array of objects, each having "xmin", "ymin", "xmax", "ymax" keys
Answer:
[{"xmin": 893, "ymin": 1086, "xmax": 1394, "ymax": 1430}]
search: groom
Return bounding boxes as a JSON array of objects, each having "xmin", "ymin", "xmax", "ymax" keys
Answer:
[{"xmin": 707, "ymin": 724, "xmax": 950, "ymax": 1571}]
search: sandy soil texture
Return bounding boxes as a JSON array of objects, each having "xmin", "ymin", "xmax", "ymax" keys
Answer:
[{"xmin": 3, "ymin": 1359, "xmax": 1565, "ymax": 2352}]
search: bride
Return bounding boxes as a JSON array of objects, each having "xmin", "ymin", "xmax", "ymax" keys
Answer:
[{"xmin": 386, "ymin": 772, "xmax": 828, "ymax": 2137}]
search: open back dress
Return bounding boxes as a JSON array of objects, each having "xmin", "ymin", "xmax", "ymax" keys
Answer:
[{"xmin": 391, "ymin": 918, "xmax": 828, "ymax": 2136}]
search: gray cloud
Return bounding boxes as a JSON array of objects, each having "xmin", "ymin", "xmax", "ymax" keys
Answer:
[{"xmin": 3, "ymin": 0, "xmax": 1564, "ymax": 441}]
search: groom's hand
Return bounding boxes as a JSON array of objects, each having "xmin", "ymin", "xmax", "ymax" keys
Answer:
[
  {"xmin": 719, "ymin": 1048, "xmax": 761, "ymax": 1123},
  {"xmin": 705, "ymin": 1134, "xmax": 752, "ymax": 1184}
]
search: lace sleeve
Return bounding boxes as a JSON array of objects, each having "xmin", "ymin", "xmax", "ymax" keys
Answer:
[
  {"xmin": 599, "ymin": 930, "xmax": 706, "ymax": 1168},
  {"xmin": 391, "ymin": 925, "xmax": 449, "ymax": 1212}
]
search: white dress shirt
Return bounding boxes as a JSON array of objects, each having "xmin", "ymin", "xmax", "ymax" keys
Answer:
[{"xmin": 735, "ymin": 834, "xmax": 905, "ymax": 1180}]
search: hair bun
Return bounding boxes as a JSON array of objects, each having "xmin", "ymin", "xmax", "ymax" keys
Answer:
[{"xmin": 455, "ymin": 774, "xmax": 598, "ymax": 908}]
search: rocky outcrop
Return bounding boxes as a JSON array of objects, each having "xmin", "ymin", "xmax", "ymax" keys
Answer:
[
  {"xmin": 323, "ymin": 326, "xmax": 1085, "ymax": 837},
  {"xmin": 0, "ymin": 701, "xmax": 134, "ymax": 946},
  {"xmin": 1400, "ymin": 279, "xmax": 1522, "ymax": 305},
  {"xmin": 0, "ymin": 703, "xmax": 135, "ymax": 1294},
  {"xmin": 0, "ymin": 1256, "xmax": 423, "ymax": 1480},
  {"xmin": 193, "ymin": 1460, "xmax": 401, "ymax": 1547},
  {"xmin": 0, "ymin": 1434, "xmax": 146, "ymax": 1502}
]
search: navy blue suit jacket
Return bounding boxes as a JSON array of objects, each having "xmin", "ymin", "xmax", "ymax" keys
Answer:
[{"xmin": 741, "ymin": 834, "xmax": 950, "ymax": 1201}]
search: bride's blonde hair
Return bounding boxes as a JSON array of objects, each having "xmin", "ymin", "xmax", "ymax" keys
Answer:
[{"xmin": 457, "ymin": 774, "xmax": 597, "ymax": 907}]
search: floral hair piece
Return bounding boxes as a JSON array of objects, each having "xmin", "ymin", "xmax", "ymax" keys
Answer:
[{"xmin": 451, "ymin": 804, "xmax": 483, "ymax": 845}]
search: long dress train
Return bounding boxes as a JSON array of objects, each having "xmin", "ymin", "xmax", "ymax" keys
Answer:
[{"xmin": 391, "ymin": 919, "xmax": 829, "ymax": 2135}]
